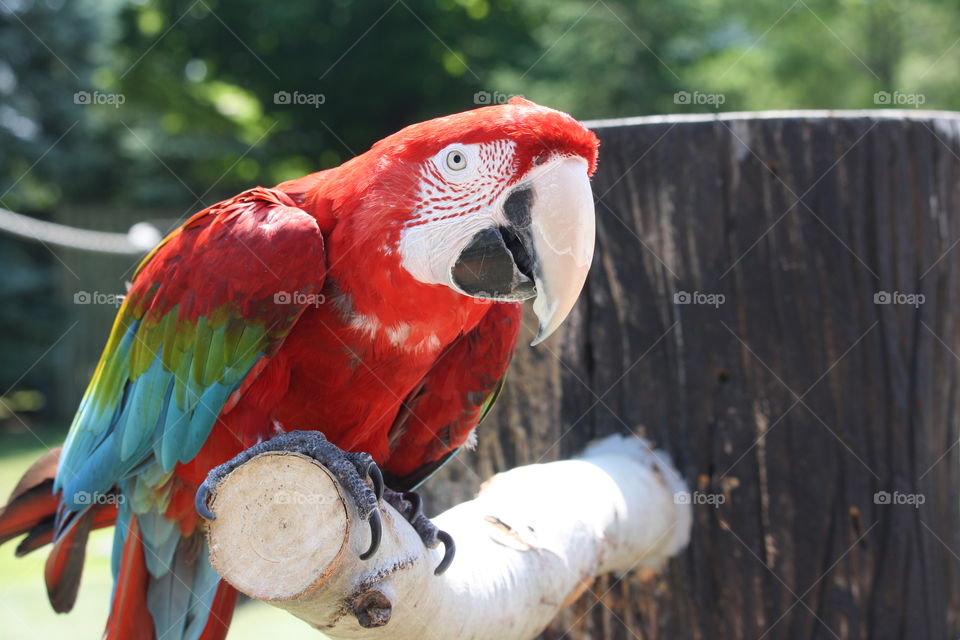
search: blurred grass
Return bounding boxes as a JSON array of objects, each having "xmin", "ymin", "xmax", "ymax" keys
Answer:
[{"xmin": 0, "ymin": 428, "xmax": 317, "ymax": 639}]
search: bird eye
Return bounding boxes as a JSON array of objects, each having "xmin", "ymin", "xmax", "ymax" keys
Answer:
[{"xmin": 446, "ymin": 149, "xmax": 468, "ymax": 171}]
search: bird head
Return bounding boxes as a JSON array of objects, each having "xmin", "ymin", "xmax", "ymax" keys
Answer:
[{"xmin": 285, "ymin": 98, "xmax": 599, "ymax": 346}]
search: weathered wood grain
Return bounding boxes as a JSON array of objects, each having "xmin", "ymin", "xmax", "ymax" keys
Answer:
[{"xmin": 426, "ymin": 111, "xmax": 960, "ymax": 640}]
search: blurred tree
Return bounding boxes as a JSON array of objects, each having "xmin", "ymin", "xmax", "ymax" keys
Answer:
[
  {"xmin": 3, "ymin": 0, "xmax": 960, "ymax": 426},
  {"xmin": 0, "ymin": 0, "xmax": 122, "ymax": 415},
  {"xmin": 107, "ymin": 0, "xmax": 536, "ymax": 207},
  {"xmin": 488, "ymin": 0, "xmax": 960, "ymax": 116},
  {"xmin": 0, "ymin": 0, "xmax": 123, "ymax": 210}
]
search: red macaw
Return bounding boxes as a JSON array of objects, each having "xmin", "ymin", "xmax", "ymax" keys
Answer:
[{"xmin": 0, "ymin": 97, "xmax": 599, "ymax": 639}]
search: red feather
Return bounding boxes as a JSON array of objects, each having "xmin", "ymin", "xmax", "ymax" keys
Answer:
[
  {"xmin": 45, "ymin": 507, "xmax": 96, "ymax": 612},
  {"xmin": 197, "ymin": 582, "xmax": 239, "ymax": 640},
  {"xmin": 105, "ymin": 517, "xmax": 153, "ymax": 640},
  {"xmin": 0, "ymin": 447, "xmax": 60, "ymax": 545},
  {"xmin": 386, "ymin": 302, "xmax": 522, "ymax": 479}
]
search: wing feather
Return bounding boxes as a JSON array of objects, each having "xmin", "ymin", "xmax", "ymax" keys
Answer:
[
  {"xmin": 384, "ymin": 302, "xmax": 522, "ymax": 490},
  {"xmin": 55, "ymin": 188, "xmax": 327, "ymax": 513}
]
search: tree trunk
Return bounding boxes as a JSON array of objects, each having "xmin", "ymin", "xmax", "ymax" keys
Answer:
[{"xmin": 423, "ymin": 111, "xmax": 960, "ymax": 639}]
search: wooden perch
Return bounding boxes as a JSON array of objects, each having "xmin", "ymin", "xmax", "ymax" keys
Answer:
[{"xmin": 205, "ymin": 435, "xmax": 691, "ymax": 639}]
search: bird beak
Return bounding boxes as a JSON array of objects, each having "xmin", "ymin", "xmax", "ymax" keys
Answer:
[
  {"xmin": 525, "ymin": 157, "xmax": 595, "ymax": 345},
  {"xmin": 450, "ymin": 156, "xmax": 595, "ymax": 345}
]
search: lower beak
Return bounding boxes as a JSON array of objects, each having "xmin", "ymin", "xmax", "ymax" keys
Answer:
[
  {"xmin": 527, "ymin": 157, "xmax": 595, "ymax": 345},
  {"xmin": 450, "ymin": 157, "xmax": 595, "ymax": 345}
]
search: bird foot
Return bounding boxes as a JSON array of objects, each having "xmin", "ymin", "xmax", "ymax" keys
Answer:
[
  {"xmin": 195, "ymin": 430, "xmax": 384, "ymax": 560},
  {"xmin": 383, "ymin": 489, "xmax": 455, "ymax": 575}
]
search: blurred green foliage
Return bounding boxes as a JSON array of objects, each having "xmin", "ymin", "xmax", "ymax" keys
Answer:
[{"xmin": 1, "ymin": 0, "xmax": 960, "ymax": 424}]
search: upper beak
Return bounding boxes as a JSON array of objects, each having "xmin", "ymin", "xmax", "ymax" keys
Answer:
[{"xmin": 526, "ymin": 157, "xmax": 595, "ymax": 345}]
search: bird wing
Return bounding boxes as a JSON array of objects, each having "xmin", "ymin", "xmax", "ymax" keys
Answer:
[
  {"xmin": 383, "ymin": 302, "xmax": 522, "ymax": 490},
  {"xmin": 55, "ymin": 187, "xmax": 328, "ymax": 510}
]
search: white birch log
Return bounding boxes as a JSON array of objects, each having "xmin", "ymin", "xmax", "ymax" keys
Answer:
[{"xmin": 205, "ymin": 434, "xmax": 692, "ymax": 639}]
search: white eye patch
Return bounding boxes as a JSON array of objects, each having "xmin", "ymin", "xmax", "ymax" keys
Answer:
[
  {"xmin": 432, "ymin": 143, "xmax": 482, "ymax": 183},
  {"xmin": 399, "ymin": 139, "xmax": 519, "ymax": 289}
]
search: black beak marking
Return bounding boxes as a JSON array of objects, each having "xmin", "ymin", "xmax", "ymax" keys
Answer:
[{"xmin": 503, "ymin": 186, "xmax": 533, "ymax": 229}]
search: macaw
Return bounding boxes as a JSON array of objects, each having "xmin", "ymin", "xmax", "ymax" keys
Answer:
[{"xmin": 0, "ymin": 97, "xmax": 599, "ymax": 639}]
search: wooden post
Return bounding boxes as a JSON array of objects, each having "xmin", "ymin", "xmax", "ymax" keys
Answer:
[{"xmin": 420, "ymin": 111, "xmax": 960, "ymax": 639}]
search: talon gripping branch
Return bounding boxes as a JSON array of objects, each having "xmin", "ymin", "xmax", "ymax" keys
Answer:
[{"xmin": 0, "ymin": 98, "xmax": 599, "ymax": 640}]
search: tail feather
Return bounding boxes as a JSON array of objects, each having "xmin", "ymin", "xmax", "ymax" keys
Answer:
[
  {"xmin": 13, "ymin": 520, "xmax": 52, "ymax": 555},
  {"xmin": 198, "ymin": 582, "xmax": 239, "ymax": 640},
  {"xmin": 106, "ymin": 516, "xmax": 154, "ymax": 640},
  {"xmin": 147, "ymin": 533, "xmax": 199, "ymax": 640},
  {"xmin": 109, "ymin": 506, "xmax": 236, "ymax": 640},
  {"xmin": 16, "ymin": 502, "xmax": 117, "ymax": 556},
  {"xmin": 8, "ymin": 447, "xmax": 60, "ymax": 499},
  {"xmin": 0, "ymin": 446, "xmax": 119, "ymax": 613},
  {"xmin": 44, "ymin": 507, "xmax": 96, "ymax": 613},
  {"xmin": 2, "ymin": 450, "xmax": 239, "ymax": 640},
  {"xmin": 0, "ymin": 481, "xmax": 59, "ymax": 545},
  {"xmin": 142, "ymin": 522, "xmax": 229, "ymax": 640},
  {"xmin": 0, "ymin": 447, "xmax": 61, "ymax": 545}
]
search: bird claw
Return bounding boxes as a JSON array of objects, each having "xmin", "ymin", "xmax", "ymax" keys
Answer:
[
  {"xmin": 359, "ymin": 509, "xmax": 382, "ymax": 560},
  {"xmin": 366, "ymin": 459, "xmax": 385, "ymax": 502},
  {"xmin": 194, "ymin": 482, "xmax": 216, "ymax": 521},
  {"xmin": 195, "ymin": 430, "xmax": 384, "ymax": 560},
  {"xmin": 384, "ymin": 489, "xmax": 456, "ymax": 575},
  {"xmin": 401, "ymin": 491, "xmax": 422, "ymax": 520},
  {"xmin": 435, "ymin": 530, "xmax": 455, "ymax": 576}
]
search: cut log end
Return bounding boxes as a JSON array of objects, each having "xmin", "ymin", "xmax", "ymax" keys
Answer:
[{"xmin": 207, "ymin": 452, "xmax": 351, "ymax": 601}]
